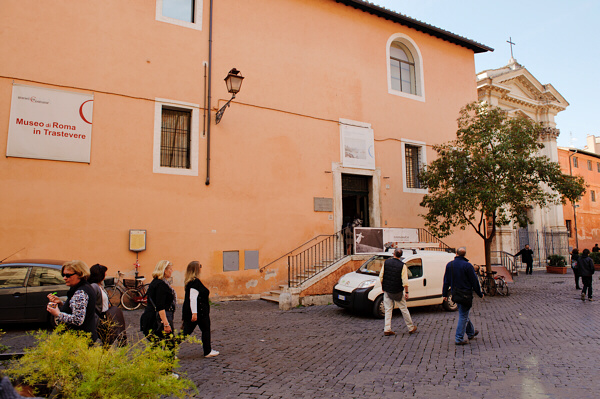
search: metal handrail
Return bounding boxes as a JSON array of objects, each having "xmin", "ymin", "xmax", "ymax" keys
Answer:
[
  {"xmin": 259, "ymin": 231, "xmax": 343, "ymax": 273},
  {"xmin": 288, "ymin": 230, "xmax": 345, "ymax": 287},
  {"xmin": 491, "ymin": 250, "xmax": 517, "ymax": 275}
]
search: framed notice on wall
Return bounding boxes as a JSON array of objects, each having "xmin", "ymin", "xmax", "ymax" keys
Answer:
[
  {"xmin": 6, "ymin": 84, "xmax": 94, "ymax": 163},
  {"xmin": 129, "ymin": 230, "xmax": 147, "ymax": 252}
]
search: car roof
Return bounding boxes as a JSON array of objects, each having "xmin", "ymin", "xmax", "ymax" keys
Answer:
[{"xmin": 0, "ymin": 259, "xmax": 66, "ymax": 268}]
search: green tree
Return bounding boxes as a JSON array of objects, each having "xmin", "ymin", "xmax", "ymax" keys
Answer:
[{"xmin": 419, "ymin": 102, "xmax": 586, "ymax": 272}]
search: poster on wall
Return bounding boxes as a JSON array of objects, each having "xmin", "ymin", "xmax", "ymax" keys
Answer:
[
  {"xmin": 340, "ymin": 123, "xmax": 375, "ymax": 170},
  {"xmin": 354, "ymin": 227, "xmax": 420, "ymax": 254},
  {"xmin": 6, "ymin": 84, "xmax": 94, "ymax": 163}
]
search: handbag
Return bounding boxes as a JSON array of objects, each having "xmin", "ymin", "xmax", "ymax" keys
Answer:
[{"xmin": 451, "ymin": 261, "xmax": 473, "ymax": 308}]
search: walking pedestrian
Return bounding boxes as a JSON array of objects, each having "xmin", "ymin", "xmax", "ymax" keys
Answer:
[
  {"xmin": 379, "ymin": 249, "xmax": 417, "ymax": 336},
  {"xmin": 579, "ymin": 249, "xmax": 595, "ymax": 301},
  {"xmin": 442, "ymin": 248, "xmax": 483, "ymax": 345},
  {"xmin": 182, "ymin": 261, "xmax": 219, "ymax": 358},
  {"xmin": 571, "ymin": 248, "xmax": 581, "ymax": 290},
  {"xmin": 514, "ymin": 244, "xmax": 534, "ymax": 275}
]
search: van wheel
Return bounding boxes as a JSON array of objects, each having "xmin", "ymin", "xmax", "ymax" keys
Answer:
[
  {"xmin": 442, "ymin": 295, "xmax": 458, "ymax": 311},
  {"xmin": 372, "ymin": 295, "xmax": 385, "ymax": 318}
]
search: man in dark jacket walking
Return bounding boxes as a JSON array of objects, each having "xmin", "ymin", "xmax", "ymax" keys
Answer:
[
  {"xmin": 378, "ymin": 249, "xmax": 417, "ymax": 336},
  {"xmin": 442, "ymin": 248, "xmax": 483, "ymax": 345},
  {"xmin": 514, "ymin": 244, "xmax": 534, "ymax": 275},
  {"xmin": 579, "ymin": 249, "xmax": 595, "ymax": 301}
]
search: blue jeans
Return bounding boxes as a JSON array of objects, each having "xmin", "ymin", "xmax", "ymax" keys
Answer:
[{"xmin": 456, "ymin": 303, "xmax": 475, "ymax": 343}]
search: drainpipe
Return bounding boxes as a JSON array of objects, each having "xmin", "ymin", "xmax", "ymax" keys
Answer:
[
  {"xmin": 205, "ymin": 0, "xmax": 214, "ymax": 185},
  {"xmin": 568, "ymin": 149, "xmax": 579, "ymax": 249}
]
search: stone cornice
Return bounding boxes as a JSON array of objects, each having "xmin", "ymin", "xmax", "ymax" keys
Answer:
[{"xmin": 540, "ymin": 127, "xmax": 560, "ymax": 140}]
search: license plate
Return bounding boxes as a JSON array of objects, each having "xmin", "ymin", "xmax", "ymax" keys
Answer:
[{"xmin": 338, "ymin": 294, "xmax": 346, "ymax": 301}]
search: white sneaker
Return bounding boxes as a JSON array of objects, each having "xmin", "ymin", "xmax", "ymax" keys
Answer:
[{"xmin": 205, "ymin": 350, "xmax": 219, "ymax": 358}]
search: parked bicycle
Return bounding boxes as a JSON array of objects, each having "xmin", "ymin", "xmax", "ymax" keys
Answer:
[
  {"xmin": 120, "ymin": 278, "xmax": 150, "ymax": 310},
  {"xmin": 479, "ymin": 270, "xmax": 509, "ymax": 297},
  {"xmin": 104, "ymin": 271, "xmax": 127, "ymax": 307},
  {"xmin": 119, "ymin": 260, "xmax": 150, "ymax": 310}
]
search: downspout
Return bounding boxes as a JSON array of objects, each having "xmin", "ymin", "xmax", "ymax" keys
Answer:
[{"xmin": 205, "ymin": 0, "xmax": 214, "ymax": 185}]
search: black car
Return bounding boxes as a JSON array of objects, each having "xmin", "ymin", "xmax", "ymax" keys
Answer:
[{"xmin": 0, "ymin": 259, "xmax": 69, "ymax": 326}]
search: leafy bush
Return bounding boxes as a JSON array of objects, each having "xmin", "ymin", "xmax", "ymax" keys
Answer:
[
  {"xmin": 0, "ymin": 329, "xmax": 7, "ymax": 354},
  {"xmin": 547, "ymin": 254, "xmax": 566, "ymax": 267},
  {"xmin": 5, "ymin": 326, "xmax": 196, "ymax": 399},
  {"xmin": 589, "ymin": 252, "xmax": 600, "ymax": 265}
]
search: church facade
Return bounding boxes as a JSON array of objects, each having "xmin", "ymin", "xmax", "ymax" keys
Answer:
[{"xmin": 477, "ymin": 58, "xmax": 570, "ymax": 265}]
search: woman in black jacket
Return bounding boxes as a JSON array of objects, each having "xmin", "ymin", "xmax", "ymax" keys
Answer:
[
  {"xmin": 182, "ymin": 261, "xmax": 219, "ymax": 357},
  {"xmin": 571, "ymin": 248, "xmax": 581, "ymax": 290},
  {"xmin": 141, "ymin": 260, "xmax": 176, "ymax": 340}
]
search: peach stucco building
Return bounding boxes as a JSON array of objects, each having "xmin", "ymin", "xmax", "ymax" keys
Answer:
[
  {"xmin": 1, "ymin": 0, "xmax": 491, "ymax": 299},
  {"xmin": 559, "ymin": 139, "xmax": 600, "ymax": 251}
]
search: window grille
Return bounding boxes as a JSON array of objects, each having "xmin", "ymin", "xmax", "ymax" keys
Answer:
[
  {"xmin": 160, "ymin": 107, "xmax": 191, "ymax": 169},
  {"xmin": 573, "ymin": 157, "xmax": 578, "ymax": 168},
  {"xmin": 592, "ymin": 190, "xmax": 596, "ymax": 202},
  {"xmin": 565, "ymin": 220, "xmax": 572, "ymax": 237},
  {"xmin": 588, "ymin": 160, "xmax": 592, "ymax": 170},
  {"xmin": 405, "ymin": 144, "xmax": 422, "ymax": 189}
]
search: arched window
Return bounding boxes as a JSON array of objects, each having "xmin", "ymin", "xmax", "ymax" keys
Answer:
[
  {"xmin": 390, "ymin": 43, "xmax": 416, "ymax": 94},
  {"xmin": 387, "ymin": 34, "xmax": 424, "ymax": 100}
]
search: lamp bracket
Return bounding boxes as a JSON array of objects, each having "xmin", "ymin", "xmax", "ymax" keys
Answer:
[{"xmin": 215, "ymin": 93, "xmax": 236, "ymax": 125}]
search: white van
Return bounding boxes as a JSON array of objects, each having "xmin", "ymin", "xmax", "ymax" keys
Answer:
[{"xmin": 333, "ymin": 250, "xmax": 457, "ymax": 318}]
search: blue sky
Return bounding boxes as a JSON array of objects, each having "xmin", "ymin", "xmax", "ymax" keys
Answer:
[{"xmin": 372, "ymin": 0, "xmax": 599, "ymax": 148}]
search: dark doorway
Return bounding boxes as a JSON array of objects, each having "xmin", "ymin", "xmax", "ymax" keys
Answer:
[{"xmin": 342, "ymin": 174, "xmax": 371, "ymax": 228}]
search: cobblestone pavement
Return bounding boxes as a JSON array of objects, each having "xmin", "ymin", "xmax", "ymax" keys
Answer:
[{"xmin": 2, "ymin": 268, "xmax": 599, "ymax": 398}]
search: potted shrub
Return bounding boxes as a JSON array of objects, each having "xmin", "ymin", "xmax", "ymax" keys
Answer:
[
  {"xmin": 546, "ymin": 254, "xmax": 567, "ymax": 274},
  {"xmin": 589, "ymin": 252, "xmax": 600, "ymax": 271}
]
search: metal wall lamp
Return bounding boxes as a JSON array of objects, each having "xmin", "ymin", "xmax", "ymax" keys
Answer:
[{"xmin": 215, "ymin": 68, "xmax": 244, "ymax": 124}]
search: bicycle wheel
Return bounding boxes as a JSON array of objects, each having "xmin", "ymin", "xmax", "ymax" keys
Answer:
[
  {"xmin": 121, "ymin": 288, "xmax": 142, "ymax": 310},
  {"xmin": 139, "ymin": 284, "xmax": 150, "ymax": 307},
  {"xmin": 105, "ymin": 286, "xmax": 122, "ymax": 307},
  {"xmin": 495, "ymin": 278, "xmax": 507, "ymax": 296}
]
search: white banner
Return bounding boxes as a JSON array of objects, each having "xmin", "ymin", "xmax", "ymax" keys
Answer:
[
  {"xmin": 354, "ymin": 227, "xmax": 421, "ymax": 254},
  {"xmin": 340, "ymin": 123, "xmax": 375, "ymax": 170},
  {"xmin": 7, "ymin": 84, "xmax": 93, "ymax": 163}
]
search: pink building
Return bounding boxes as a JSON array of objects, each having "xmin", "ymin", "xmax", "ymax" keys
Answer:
[{"xmin": 0, "ymin": 0, "xmax": 491, "ymax": 299}]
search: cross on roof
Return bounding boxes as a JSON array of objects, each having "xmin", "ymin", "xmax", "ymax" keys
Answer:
[{"xmin": 507, "ymin": 37, "xmax": 516, "ymax": 59}]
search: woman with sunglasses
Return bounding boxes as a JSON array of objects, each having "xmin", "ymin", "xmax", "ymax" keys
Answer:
[{"xmin": 47, "ymin": 260, "xmax": 99, "ymax": 341}]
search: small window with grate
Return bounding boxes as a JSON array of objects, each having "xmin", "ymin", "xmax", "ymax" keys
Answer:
[
  {"xmin": 588, "ymin": 160, "xmax": 592, "ymax": 170},
  {"xmin": 573, "ymin": 157, "xmax": 578, "ymax": 168},
  {"xmin": 405, "ymin": 144, "xmax": 423, "ymax": 189},
  {"xmin": 160, "ymin": 107, "xmax": 191, "ymax": 169},
  {"xmin": 592, "ymin": 190, "xmax": 596, "ymax": 202}
]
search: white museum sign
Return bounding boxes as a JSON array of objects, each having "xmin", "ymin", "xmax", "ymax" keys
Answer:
[{"xmin": 6, "ymin": 84, "xmax": 94, "ymax": 163}]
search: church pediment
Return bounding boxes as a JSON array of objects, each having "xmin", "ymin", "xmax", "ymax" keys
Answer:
[{"xmin": 477, "ymin": 64, "xmax": 568, "ymax": 108}]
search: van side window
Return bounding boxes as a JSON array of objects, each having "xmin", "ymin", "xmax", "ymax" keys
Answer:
[{"xmin": 405, "ymin": 258, "xmax": 423, "ymax": 279}]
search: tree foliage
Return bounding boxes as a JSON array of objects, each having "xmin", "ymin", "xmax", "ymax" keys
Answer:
[{"xmin": 419, "ymin": 102, "xmax": 586, "ymax": 269}]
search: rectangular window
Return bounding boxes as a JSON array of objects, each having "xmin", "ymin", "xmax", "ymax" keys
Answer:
[
  {"xmin": 597, "ymin": 162, "xmax": 599, "ymax": 172},
  {"xmin": 156, "ymin": 0, "xmax": 202, "ymax": 30},
  {"xmin": 405, "ymin": 144, "xmax": 422, "ymax": 189},
  {"xmin": 588, "ymin": 160, "xmax": 592, "ymax": 170},
  {"xmin": 573, "ymin": 157, "xmax": 578, "ymax": 168},
  {"xmin": 153, "ymin": 98, "xmax": 199, "ymax": 176},
  {"xmin": 565, "ymin": 220, "xmax": 572, "ymax": 238},
  {"xmin": 160, "ymin": 108, "xmax": 191, "ymax": 169},
  {"xmin": 592, "ymin": 190, "xmax": 596, "ymax": 202}
]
